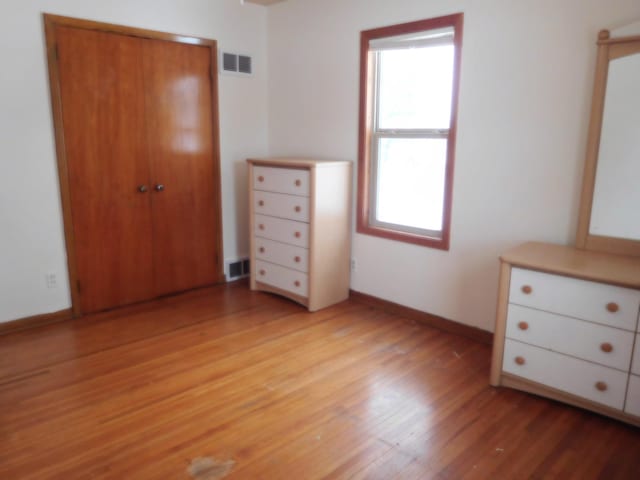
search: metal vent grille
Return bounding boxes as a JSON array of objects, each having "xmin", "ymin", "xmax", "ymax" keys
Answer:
[
  {"xmin": 226, "ymin": 258, "xmax": 250, "ymax": 280},
  {"xmin": 220, "ymin": 51, "xmax": 253, "ymax": 76},
  {"xmin": 238, "ymin": 55, "xmax": 252, "ymax": 74},
  {"xmin": 222, "ymin": 53, "xmax": 238, "ymax": 72}
]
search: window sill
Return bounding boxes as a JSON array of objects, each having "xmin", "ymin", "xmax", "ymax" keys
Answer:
[{"xmin": 356, "ymin": 222, "xmax": 450, "ymax": 250}]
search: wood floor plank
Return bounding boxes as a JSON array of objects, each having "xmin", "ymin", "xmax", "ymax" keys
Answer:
[
  {"xmin": 93, "ymin": 310, "xmax": 425, "ymax": 479},
  {"xmin": 228, "ymin": 324, "xmax": 448, "ymax": 479},
  {"xmin": 1, "ymin": 283, "xmax": 639, "ymax": 479},
  {"xmin": 2, "ymin": 304, "xmax": 373, "ymax": 471}
]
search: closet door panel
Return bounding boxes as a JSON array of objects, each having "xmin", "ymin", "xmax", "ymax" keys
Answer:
[
  {"xmin": 56, "ymin": 26, "xmax": 154, "ymax": 313},
  {"xmin": 142, "ymin": 39, "xmax": 220, "ymax": 295}
]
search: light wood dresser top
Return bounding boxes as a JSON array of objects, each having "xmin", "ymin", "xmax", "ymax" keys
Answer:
[{"xmin": 500, "ymin": 242, "xmax": 640, "ymax": 289}]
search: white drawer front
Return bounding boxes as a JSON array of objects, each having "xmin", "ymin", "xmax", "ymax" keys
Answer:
[
  {"xmin": 632, "ymin": 334, "xmax": 640, "ymax": 376},
  {"xmin": 625, "ymin": 375, "xmax": 640, "ymax": 418},
  {"xmin": 509, "ymin": 268, "xmax": 640, "ymax": 331},
  {"xmin": 506, "ymin": 304, "xmax": 635, "ymax": 371},
  {"xmin": 253, "ymin": 166, "xmax": 310, "ymax": 196},
  {"xmin": 255, "ymin": 238, "xmax": 309, "ymax": 273},
  {"xmin": 254, "ymin": 190, "xmax": 310, "ymax": 223},
  {"xmin": 255, "ymin": 260, "xmax": 308, "ymax": 297},
  {"xmin": 254, "ymin": 214, "xmax": 309, "ymax": 248},
  {"xmin": 503, "ymin": 339, "xmax": 628, "ymax": 410}
]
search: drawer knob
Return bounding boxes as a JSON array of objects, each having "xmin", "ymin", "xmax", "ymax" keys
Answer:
[
  {"xmin": 259, "ymin": 224, "xmax": 265, "ymax": 230},
  {"xmin": 294, "ymin": 206, "xmax": 301, "ymax": 213},
  {"xmin": 294, "ymin": 256, "xmax": 301, "ymax": 263},
  {"xmin": 259, "ymin": 269, "xmax": 266, "ymax": 276},
  {"xmin": 521, "ymin": 285, "xmax": 533, "ymax": 295},
  {"xmin": 259, "ymin": 247, "xmax": 265, "ymax": 253},
  {"xmin": 258, "ymin": 200, "xmax": 264, "ymax": 207},
  {"xmin": 600, "ymin": 342, "xmax": 613, "ymax": 353},
  {"xmin": 606, "ymin": 302, "xmax": 619, "ymax": 313},
  {"xmin": 518, "ymin": 321, "xmax": 529, "ymax": 331},
  {"xmin": 295, "ymin": 179, "xmax": 302, "ymax": 187},
  {"xmin": 595, "ymin": 381, "xmax": 608, "ymax": 392},
  {"xmin": 294, "ymin": 231, "xmax": 301, "ymax": 238},
  {"xmin": 258, "ymin": 175, "xmax": 264, "ymax": 182},
  {"xmin": 294, "ymin": 280, "xmax": 301, "ymax": 287},
  {"xmin": 515, "ymin": 356, "xmax": 526, "ymax": 366}
]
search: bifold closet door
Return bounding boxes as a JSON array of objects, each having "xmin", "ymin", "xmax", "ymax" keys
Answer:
[
  {"xmin": 55, "ymin": 24, "xmax": 221, "ymax": 314},
  {"xmin": 56, "ymin": 26, "xmax": 155, "ymax": 313},
  {"xmin": 142, "ymin": 39, "xmax": 219, "ymax": 296}
]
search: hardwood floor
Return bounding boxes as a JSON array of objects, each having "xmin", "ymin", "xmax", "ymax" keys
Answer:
[{"xmin": 1, "ymin": 282, "xmax": 639, "ymax": 479}]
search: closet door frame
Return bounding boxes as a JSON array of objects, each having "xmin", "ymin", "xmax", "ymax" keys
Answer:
[{"xmin": 43, "ymin": 13, "xmax": 225, "ymax": 317}]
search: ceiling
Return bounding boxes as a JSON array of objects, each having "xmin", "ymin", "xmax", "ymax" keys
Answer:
[{"xmin": 244, "ymin": 0, "xmax": 287, "ymax": 5}]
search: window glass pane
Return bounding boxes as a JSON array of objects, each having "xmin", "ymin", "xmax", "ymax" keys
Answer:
[
  {"xmin": 375, "ymin": 137, "xmax": 447, "ymax": 232},
  {"xmin": 378, "ymin": 45, "xmax": 454, "ymax": 130}
]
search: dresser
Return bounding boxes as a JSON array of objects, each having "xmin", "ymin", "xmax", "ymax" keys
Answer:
[
  {"xmin": 490, "ymin": 242, "xmax": 640, "ymax": 426},
  {"xmin": 247, "ymin": 158, "xmax": 352, "ymax": 311}
]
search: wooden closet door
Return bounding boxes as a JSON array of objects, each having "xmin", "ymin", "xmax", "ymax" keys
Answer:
[
  {"xmin": 142, "ymin": 39, "xmax": 220, "ymax": 296},
  {"xmin": 56, "ymin": 26, "xmax": 155, "ymax": 313}
]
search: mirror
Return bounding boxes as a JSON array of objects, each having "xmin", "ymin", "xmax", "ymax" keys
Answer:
[{"xmin": 576, "ymin": 28, "xmax": 640, "ymax": 257}]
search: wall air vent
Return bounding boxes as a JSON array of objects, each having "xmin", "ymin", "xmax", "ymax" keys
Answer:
[
  {"xmin": 238, "ymin": 55, "xmax": 252, "ymax": 74},
  {"xmin": 226, "ymin": 258, "xmax": 250, "ymax": 281},
  {"xmin": 220, "ymin": 51, "xmax": 253, "ymax": 76}
]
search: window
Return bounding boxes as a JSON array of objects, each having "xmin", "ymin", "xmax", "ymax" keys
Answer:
[{"xmin": 357, "ymin": 14, "xmax": 463, "ymax": 250}]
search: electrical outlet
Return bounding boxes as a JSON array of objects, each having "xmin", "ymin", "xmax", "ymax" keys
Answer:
[
  {"xmin": 350, "ymin": 258, "xmax": 357, "ymax": 272},
  {"xmin": 45, "ymin": 273, "xmax": 57, "ymax": 289}
]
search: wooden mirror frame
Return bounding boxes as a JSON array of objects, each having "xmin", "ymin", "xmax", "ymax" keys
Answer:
[{"xmin": 576, "ymin": 29, "xmax": 640, "ymax": 257}]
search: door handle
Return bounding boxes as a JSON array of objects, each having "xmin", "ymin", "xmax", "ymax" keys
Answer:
[
  {"xmin": 155, "ymin": 184, "xmax": 165, "ymax": 192},
  {"xmin": 138, "ymin": 185, "xmax": 148, "ymax": 193}
]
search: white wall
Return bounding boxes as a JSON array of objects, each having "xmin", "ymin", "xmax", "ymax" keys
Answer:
[
  {"xmin": 267, "ymin": 0, "xmax": 640, "ymax": 331},
  {"xmin": 0, "ymin": 0, "xmax": 269, "ymax": 323}
]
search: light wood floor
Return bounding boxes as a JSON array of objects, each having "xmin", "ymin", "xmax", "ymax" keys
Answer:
[{"xmin": 1, "ymin": 282, "xmax": 639, "ymax": 479}]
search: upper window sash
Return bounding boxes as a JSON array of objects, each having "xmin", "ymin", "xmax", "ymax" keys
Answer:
[
  {"xmin": 370, "ymin": 45, "xmax": 451, "ymax": 150},
  {"xmin": 368, "ymin": 27, "xmax": 454, "ymax": 51},
  {"xmin": 372, "ymin": 42, "xmax": 455, "ymax": 132},
  {"xmin": 371, "ymin": 130, "xmax": 449, "ymax": 138}
]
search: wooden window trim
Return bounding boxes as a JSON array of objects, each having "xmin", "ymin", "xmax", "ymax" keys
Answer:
[{"xmin": 356, "ymin": 13, "xmax": 464, "ymax": 250}]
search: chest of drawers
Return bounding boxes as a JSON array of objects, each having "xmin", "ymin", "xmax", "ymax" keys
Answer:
[
  {"xmin": 490, "ymin": 242, "xmax": 640, "ymax": 426},
  {"xmin": 247, "ymin": 158, "xmax": 352, "ymax": 311}
]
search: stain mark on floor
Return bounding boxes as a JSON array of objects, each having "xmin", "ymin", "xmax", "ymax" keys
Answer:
[{"xmin": 187, "ymin": 457, "xmax": 235, "ymax": 480}]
